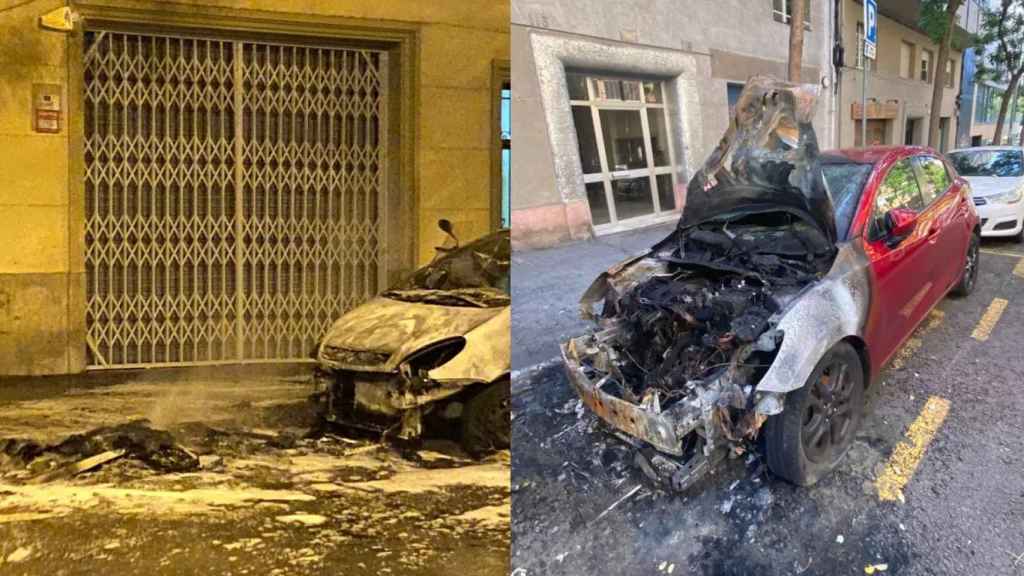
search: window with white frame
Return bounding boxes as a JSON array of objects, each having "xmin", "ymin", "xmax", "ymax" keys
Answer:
[
  {"xmin": 566, "ymin": 72, "xmax": 679, "ymax": 230},
  {"xmin": 900, "ymin": 41, "xmax": 914, "ymax": 79},
  {"xmin": 946, "ymin": 59, "xmax": 955, "ymax": 88},
  {"xmin": 921, "ymin": 49, "xmax": 932, "ymax": 82},
  {"xmin": 772, "ymin": 0, "xmax": 811, "ymax": 28}
]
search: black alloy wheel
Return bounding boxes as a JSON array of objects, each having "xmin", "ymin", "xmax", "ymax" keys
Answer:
[
  {"xmin": 801, "ymin": 359, "xmax": 857, "ymax": 464},
  {"xmin": 764, "ymin": 341, "xmax": 865, "ymax": 486},
  {"xmin": 951, "ymin": 233, "xmax": 979, "ymax": 298}
]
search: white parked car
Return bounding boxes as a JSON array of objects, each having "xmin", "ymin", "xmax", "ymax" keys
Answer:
[{"xmin": 948, "ymin": 146, "xmax": 1024, "ymax": 241}]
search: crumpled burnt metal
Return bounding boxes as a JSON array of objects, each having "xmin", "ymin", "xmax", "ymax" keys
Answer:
[{"xmin": 562, "ymin": 77, "xmax": 863, "ymax": 492}]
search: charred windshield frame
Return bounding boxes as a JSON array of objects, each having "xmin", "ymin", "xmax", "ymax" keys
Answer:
[
  {"xmin": 949, "ymin": 149, "xmax": 1024, "ymax": 177},
  {"xmin": 392, "ymin": 231, "xmax": 511, "ymax": 294}
]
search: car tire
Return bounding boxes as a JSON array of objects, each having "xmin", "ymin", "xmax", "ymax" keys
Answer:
[
  {"xmin": 764, "ymin": 341, "xmax": 865, "ymax": 486},
  {"xmin": 1014, "ymin": 226, "xmax": 1024, "ymax": 244},
  {"xmin": 950, "ymin": 233, "xmax": 980, "ymax": 298},
  {"xmin": 460, "ymin": 379, "xmax": 510, "ymax": 457}
]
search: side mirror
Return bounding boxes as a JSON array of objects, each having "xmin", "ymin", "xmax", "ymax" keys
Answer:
[
  {"xmin": 438, "ymin": 219, "xmax": 458, "ymax": 248},
  {"xmin": 431, "ymin": 219, "xmax": 459, "ymax": 262},
  {"xmin": 438, "ymin": 218, "xmax": 454, "ymax": 236},
  {"xmin": 882, "ymin": 207, "xmax": 917, "ymax": 247}
]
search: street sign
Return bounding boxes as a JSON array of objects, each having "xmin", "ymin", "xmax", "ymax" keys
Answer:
[{"xmin": 864, "ymin": 0, "xmax": 878, "ymax": 60}]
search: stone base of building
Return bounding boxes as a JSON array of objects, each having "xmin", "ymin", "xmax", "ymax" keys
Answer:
[{"xmin": 510, "ymin": 200, "xmax": 593, "ymax": 250}]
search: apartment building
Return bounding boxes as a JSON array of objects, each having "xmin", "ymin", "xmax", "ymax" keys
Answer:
[
  {"xmin": 837, "ymin": 0, "xmax": 976, "ymax": 151},
  {"xmin": 510, "ymin": 0, "xmax": 834, "ymax": 248}
]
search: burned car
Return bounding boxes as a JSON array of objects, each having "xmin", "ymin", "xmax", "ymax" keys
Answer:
[
  {"xmin": 562, "ymin": 77, "xmax": 979, "ymax": 490},
  {"xmin": 314, "ymin": 224, "xmax": 510, "ymax": 455}
]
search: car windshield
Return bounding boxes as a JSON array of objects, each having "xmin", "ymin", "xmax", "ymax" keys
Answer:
[
  {"xmin": 822, "ymin": 161, "xmax": 874, "ymax": 240},
  {"xmin": 948, "ymin": 149, "xmax": 1024, "ymax": 177},
  {"xmin": 383, "ymin": 230, "xmax": 511, "ymax": 307}
]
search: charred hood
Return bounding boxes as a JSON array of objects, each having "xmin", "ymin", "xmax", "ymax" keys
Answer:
[{"xmin": 678, "ymin": 76, "xmax": 836, "ymax": 246}]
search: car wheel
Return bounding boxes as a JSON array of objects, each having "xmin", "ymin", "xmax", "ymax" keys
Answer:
[
  {"xmin": 1015, "ymin": 226, "xmax": 1024, "ymax": 244},
  {"xmin": 764, "ymin": 341, "xmax": 865, "ymax": 486},
  {"xmin": 460, "ymin": 379, "xmax": 510, "ymax": 457},
  {"xmin": 950, "ymin": 233, "xmax": 980, "ymax": 298}
]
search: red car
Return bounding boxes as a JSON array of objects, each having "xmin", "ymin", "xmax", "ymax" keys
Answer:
[
  {"xmin": 823, "ymin": 145, "xmax": 979, "ymax": 370},
  {"xmin": 562, "ymin": 77, "xmax": 979, "ymax": 491}
]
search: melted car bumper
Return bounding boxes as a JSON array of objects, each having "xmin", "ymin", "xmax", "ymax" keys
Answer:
[{"xmin": 561, "ymin": 337, "xmax": 699, "ymax": 457}]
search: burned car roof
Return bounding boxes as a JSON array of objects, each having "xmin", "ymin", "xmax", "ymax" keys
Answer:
[{"xmin": 680, "ymin": 76, "xmax": 837, "ymax": 246}]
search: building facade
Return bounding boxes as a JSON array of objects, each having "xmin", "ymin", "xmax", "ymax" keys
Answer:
[
  {"xmin": 0, "ymin": 0, "xmax": 509, "ymax": 375},
  {"xmin": 956, "ymin": 0, "xmax": 1020, "ymax": 147},
  {"xmin": 836, "ymin": 0, "xmax": 974, "ymax": 151},
  {"xmin": 510, "ymin": 0, "xmax": 834, "ymax": 249}
]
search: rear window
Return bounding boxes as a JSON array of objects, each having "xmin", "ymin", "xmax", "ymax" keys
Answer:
[
  {"xmin": 822, "ymin": 162, "xmax": 874, "ymax": 240},
  {"xmin": 948, "ymin": 149, "xmax": 1024, "ymax": 177}
]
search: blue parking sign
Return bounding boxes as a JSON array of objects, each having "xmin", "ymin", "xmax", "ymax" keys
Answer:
[{"xmin": 864, "ymin": 0, "xmax": 877, "ymax": 59}]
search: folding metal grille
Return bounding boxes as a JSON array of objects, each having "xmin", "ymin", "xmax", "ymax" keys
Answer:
[{"xmin": 83, "ymin": 30, "xmax": 387, "ymax": 367}]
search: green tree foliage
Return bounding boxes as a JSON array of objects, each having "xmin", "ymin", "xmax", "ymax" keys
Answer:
[{"xmin": 975, "ymin": 0, "xmax": 1024, "ymax": 143}]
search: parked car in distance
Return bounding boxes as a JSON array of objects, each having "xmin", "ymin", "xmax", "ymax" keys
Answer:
[
  {"xmin": 561, "ymin": 77, "xmax": 980, "ymax": 492},
  {"xmin": 313, "ymin": 223, "xmax": 511, "ymax": 456},
  {"xmin": 947, "ymin": 146, "xmax": 1024, "ymax": 242}
]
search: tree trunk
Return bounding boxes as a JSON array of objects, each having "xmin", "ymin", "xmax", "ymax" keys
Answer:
[
  {"xmin": 993, "ymin": 72, "xmax": 1021, "ymax": 144},
  {"xmin": 927, "ymin": 0, "xmax": 963, "ymax": 149},
  {"xmin": 788, "ymin": 0, "xmax": 806, "ymax": 82}
]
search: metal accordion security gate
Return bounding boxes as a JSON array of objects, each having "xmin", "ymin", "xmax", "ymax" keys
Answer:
[{"xmin": 83, "ymin": 28, "xmax": 388, "ymax": 368}]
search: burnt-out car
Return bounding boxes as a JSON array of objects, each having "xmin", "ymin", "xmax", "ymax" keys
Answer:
[
  {"xmin": 313, "ymin": 226, "xmax": 510, "ymax": 455},
  {"xmin": 562, "ymin": 77, "xmax": 979, "ymax": 490}
]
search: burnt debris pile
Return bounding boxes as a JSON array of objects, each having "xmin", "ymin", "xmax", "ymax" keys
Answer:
[
  {"xmin": 0, "ymin": 420, "xmax": 199, "ymax": 482},
  {"xmin": 612, "ymin": 217, "xmax": 832, "ymax": 398}
]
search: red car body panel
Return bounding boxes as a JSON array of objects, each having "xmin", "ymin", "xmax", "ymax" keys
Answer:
[{"xmin": 825, "ymin": 146, "xmax": 979, "ymax": 382}]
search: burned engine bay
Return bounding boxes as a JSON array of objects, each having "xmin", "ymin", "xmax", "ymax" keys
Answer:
[
  {"xmin": 567, "ymin": 212, "xmax": 834, "ymax": 490},
  {"xmin": 562, "ymin": 77, "xmax": 840, "ymax": 491},
  {"xmin": 611, "ymin": 214, "xmax": 832, "ymax": 402}
]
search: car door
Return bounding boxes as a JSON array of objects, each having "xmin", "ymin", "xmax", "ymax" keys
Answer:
[
  {"xmin": 862, "ymin": 157, "xmax": 933, "ymax": 366},
  {"xmin": 912, "ymin": 154, "xmax": 965, "ymax": 294}
]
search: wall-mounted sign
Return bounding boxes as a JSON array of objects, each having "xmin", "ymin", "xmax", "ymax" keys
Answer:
[
  {"xmin": 32, "ymin": 84, "xmax": 62, "ymax": 134},
  {"xmin": 864, "ymin": 0, "xmax": 878, "ymax": 60},
  {"xmin": 852, "ymin": 100, "xmax": 899, "ymax": 120}
]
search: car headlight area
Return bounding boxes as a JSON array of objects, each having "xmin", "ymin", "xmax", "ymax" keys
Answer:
[{"xmin": 990, "ymin": 187, "xmax": 1023, "ymax": 204}]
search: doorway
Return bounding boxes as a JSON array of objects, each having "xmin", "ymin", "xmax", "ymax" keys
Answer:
[
  {"xmin": 492, "ymin": 61, "xmax": 510, "ymax": 230},
  {"xmin": 855, "ymin": 119, "xmax": 888, "ymax": 146},
  {"xmin": 82, "ymin": 28, "xmax": 391, "ymax": 367},
  {"xmin": 567, "ymin": 73, "xmax": 678, "ymax": 232},
  {"xmin": 905, "ymin": 117, "xmax": 921, "ymax": 145}
]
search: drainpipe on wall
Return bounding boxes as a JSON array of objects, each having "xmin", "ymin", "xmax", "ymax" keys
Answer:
[{"xmin": 832, "ymin": 0, "xmax": 843, "ymax": 148}]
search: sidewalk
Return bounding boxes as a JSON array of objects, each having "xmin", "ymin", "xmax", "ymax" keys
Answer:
[{"xmin": 510, "ymin": 222, "xmax": 674, "ymax": 372}]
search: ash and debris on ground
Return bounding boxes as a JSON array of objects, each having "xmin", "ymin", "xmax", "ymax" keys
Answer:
[{"xmin": 0, "ymin": 371, "xmax": 509, "ymax": 575}]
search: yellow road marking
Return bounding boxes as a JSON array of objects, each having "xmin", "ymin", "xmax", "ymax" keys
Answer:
[
  {"xmin": 876, "ymin": 396, "xmax": 951, "ymax": 502},
  {"xmin": 890, "ymin": 309, "xmax": 945, "ymax": 370},
  {"xmin": 980, "ymin": 248, "xmax": 1024, "ymax": 258},
  {"xmin": 971, "ymin": 298, "xmax": 1008, "ymax": 342},
  {"xmin": 1014, "ymin": 258, "xmax": 1024, "ymax": 279}
]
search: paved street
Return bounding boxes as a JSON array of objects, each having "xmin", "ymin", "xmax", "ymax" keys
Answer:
[
  {"xmin": 510, "ymin": 233, "xmax": 1024, "ymax": 576},
  {"xmin": 511, "ymin": 223, "xmax": 675, "ymax": 372},
  {"xmin": 0, "ymin": 369, "xmax": 509, "ymax": 576}
]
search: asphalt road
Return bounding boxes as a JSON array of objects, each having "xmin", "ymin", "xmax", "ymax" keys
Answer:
[
  {"xmin": 510, "ymin": 223, "xmax": 674, "ymax": 371},
  {"xmin": 510, "ymin": 237, "xmax": 1024, "ymax": 576}
]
